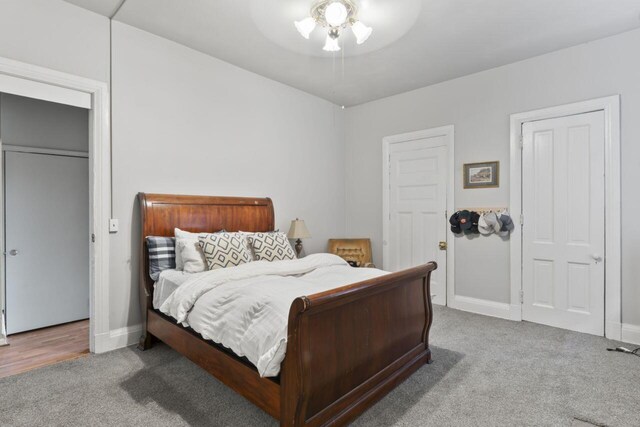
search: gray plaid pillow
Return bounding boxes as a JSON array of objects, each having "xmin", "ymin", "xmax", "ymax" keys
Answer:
[{"xmin": 146, "ymin": 236, "xmax": 176, "ymax": 281}]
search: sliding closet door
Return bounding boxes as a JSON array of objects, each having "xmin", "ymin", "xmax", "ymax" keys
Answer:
[{"xmin": 5, "ymin": 151, "xmax": 89, "ymax": 334}]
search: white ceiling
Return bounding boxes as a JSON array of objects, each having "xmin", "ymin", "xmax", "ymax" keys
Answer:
[
  {"xmin": 65, "ymin": 0, "xmax": 640, "ymax": 106},
  {"xmin": 64, "ymin": 0, "xmax": 123, "ymax": 18}
]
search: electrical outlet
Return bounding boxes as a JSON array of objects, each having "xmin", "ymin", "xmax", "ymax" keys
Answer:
[{"xmin": 109, "ymin": 218, "xmax": 119, "ymax": 233}]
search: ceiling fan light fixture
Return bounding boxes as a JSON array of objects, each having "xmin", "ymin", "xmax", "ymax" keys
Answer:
[
  {"xmin": 324, "ymin": 1, "xmax": 349, "ymax": 27},
  {"xmin": 295, "ymin": 17, "xmax": 317, "ymax": 39},
  {"xmin": 351, "ymin": 20, "xmax": 372, "ymax": 44},
  {"xmin": 323, "ymin": 34, "xmax": 341, "ymax": 52},
  {"xmin": 294, "ymin": 0, "xmax": 371, "ymax": 51}
]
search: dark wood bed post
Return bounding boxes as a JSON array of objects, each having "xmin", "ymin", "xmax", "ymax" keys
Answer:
[
  {"xmin": 136, "ymin": 193, "xmax": 436, "ymax": 426},
  {"xmin": 138, "ymin": 193, "xmax": 155, "ymax": 350}
]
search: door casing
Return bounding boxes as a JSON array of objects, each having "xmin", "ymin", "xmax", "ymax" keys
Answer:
[
  {"xmin": 509, "ymin": 96, "xmax": 621, "ymax": 339},
  {"xmin": 382, "ymin": 125, "xmax": 455, "ymax": 306},
  {"xmin": 0, "ymin": 56, "xmax": 110, "ymax": 351}
]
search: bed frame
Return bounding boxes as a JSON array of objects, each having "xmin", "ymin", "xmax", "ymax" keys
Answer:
[{"xmin": 138, "ymin": 193, "xmax": 436, "ymax": 426}]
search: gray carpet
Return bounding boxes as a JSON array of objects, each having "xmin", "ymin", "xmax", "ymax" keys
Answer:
[{"xmin": 1, "ymin": 306, "xmax": 639, "ymax": 426}]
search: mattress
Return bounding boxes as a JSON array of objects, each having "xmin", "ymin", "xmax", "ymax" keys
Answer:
[
  {"xmin": 153, "ymin": 269, "xmax": 200, "ymax": 309},
  {"xmin": 159, "ymin": 254, "xmax": 388, "ymax": 377}
]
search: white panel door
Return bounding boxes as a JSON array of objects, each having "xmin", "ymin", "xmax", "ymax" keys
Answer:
[
  {"xmin": 522, "ymin": 111, "xmax": 605, "ymax": 335},
  {"xmin": 5, "ymin": 151, "xmax": 89, "ymax": 334},
  {"xmin": 389, "ymin": 139, "xmax": 448, "ymax": 305}
]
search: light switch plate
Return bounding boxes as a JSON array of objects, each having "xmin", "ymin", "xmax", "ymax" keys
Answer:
[{"xmin": 109, "ymin": 218, "xmax": 119, "ymax": 233}]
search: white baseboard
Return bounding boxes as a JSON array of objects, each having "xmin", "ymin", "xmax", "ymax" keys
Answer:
[
  {"xmin": 621, "ymin": 323, "xmax": 640, "ymax": 346},
  {"xmin": 94, "ymin": 324, "xmax": 142, "ymax": 354},
  {"xmin": 448, "ymin": 295, "xmax": 513, "ymax": 320}
]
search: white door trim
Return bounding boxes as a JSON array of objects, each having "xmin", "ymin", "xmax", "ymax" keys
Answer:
[
  {"xmin": 509, "ymin": 95, "xmax": 621, "ymax": 339},
  {"xmin": 0, "ymin": 56, "xmax": 111, "ymax": 352},
  {"xmin": 382, "ymin": 125, "xmax": 455, "ymax": 305}
]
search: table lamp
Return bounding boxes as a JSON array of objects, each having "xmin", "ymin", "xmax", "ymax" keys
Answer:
[{"xmin": 287, "ymin": 218, "xmax": 311, "ymax": 258}]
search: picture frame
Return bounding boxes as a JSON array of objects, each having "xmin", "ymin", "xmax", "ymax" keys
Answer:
[{"xmin": 463, "ymin": 161, "xmax": 499, "ymax": 189}]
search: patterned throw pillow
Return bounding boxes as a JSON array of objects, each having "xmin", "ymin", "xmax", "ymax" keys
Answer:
[
  {"xmin": 198, "ymin": 232, "xmax": 253, "ymax": 270},
  {"xmin": 248, "ymin": 232, "xmax": 297, "ymax": 261},
  {"xmin": 146, "ymin": 236, "xmax": 176, "ymax": 281}
]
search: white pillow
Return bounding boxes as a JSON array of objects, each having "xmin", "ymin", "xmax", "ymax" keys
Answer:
[
  {"xmin": 174, "ymin": 228, "xmax": 202, "ymax": 270},
  {"xmin": 176, "ymin": 239, "xmax": 208, "ymax": 273}
]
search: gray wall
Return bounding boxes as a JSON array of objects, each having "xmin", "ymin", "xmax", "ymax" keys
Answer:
[
  {"xmin": 0, "ymin": 93, "xmax": 88, "ymax": 152},
  {"xmin": 109, "ymin": 23, "xmax": 345, "ymax": 329},
  {"xmin": 344, "ymin": 28, "xmax": 640, "ymax": 326},
  {"xmin": 0, "ymin": 3, "xmax": 346, "ymax": 334},
  {"xmin": 0, "ymin": 0, "xmax": 109, "ymax": 84}
]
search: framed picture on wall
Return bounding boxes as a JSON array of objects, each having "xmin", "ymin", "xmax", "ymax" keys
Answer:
[{"xmin": 463, "ymin": 161, "xmax": 499, "ymax": 189}]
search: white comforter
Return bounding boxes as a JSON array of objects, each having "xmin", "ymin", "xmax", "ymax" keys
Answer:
[{"xmin": 160, "ymin": 253, "xmax": 388, "ymax": 377}]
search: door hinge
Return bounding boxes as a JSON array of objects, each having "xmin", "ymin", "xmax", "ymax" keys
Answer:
[
  {"xmin": 91, "ymin": 233, "xmax": 96, "ymax": 243},
  {"xmin": 520, "ymin": 214, "xmax": 524, "ymax": 226},
  {"xmin": 520, "ymin": 290, "xmax": 524, "ymax": 304},
  {"xmin": 519, "ymin": 135, "xmax": 524, "ymax": 149}
]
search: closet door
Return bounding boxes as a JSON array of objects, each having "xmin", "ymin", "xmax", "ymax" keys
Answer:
[
  {"xmin": 521, "ymin": 111, "xmax": 605, "ymax": 335},
  {"xmin": 5, "ymin": 151, "xmax": 89, "ymax": 334}
]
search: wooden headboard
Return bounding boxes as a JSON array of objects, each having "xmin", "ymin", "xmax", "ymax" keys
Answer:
[
  {"xmin": 139, "ymin": 193, "xmax": 275, "ymax": 238},
  {"xmin": 137, "ymin": 193, "xmax": 274, "ymax": 345}
]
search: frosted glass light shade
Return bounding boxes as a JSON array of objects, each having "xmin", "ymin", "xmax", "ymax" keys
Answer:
[
  {"xmin": 322, "ymin": 35, "xmax": 341, "ymax": 52},
  {"xmin": 324, "ymin": 2, "xmax": 348, "ymax": 27},
  {"xmin": 294, "ymin": 17, "xmax": 316, "ymax": 39},
  {"xmin": 351, "ymin": 21, "xmax": 372, "ymax": 44}
]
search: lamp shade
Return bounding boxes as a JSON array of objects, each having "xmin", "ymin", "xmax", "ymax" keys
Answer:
[{"xmin": 287, "ymin": 219, "xmax": 311, "ymax": 239}]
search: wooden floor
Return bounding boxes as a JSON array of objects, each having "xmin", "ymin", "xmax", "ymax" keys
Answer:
[{"xmin": 0, "ymin": 320, "xmax": 89, "ymax": 379}]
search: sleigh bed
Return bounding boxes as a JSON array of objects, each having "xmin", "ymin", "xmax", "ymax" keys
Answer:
[{"xmin": 137, "ymin": 193, "xmax": 436, "ymax": 426}]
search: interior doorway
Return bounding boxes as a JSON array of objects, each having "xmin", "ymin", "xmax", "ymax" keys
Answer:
[
  {"xmin": 382, "ymin": 126, "xmax": 455, "ymax": 306},
  {"xmin": 521, "ymin": 111, "xmax": 605, "ymax": 335},
  {"xmin": 510, "ymin": 96, "xmax": 621, "ymax": 339},
  {"xmin": 2, "ymin": 93, "xmax": 90, "ymax": 335},
  {"xmin": 0, "ymin": 93, "xmax": 90, "ymax": 375},
  {"xmin": 0, "ymin": 56, "xmax": 110, "ymax": 353}
]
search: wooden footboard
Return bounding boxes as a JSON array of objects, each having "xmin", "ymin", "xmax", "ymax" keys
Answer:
[{"xmin": 281, "ymin": 262, "xmax": 436, "ymax": 426}]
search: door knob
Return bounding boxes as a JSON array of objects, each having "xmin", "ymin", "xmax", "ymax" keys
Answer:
[
  {"xmin": 8, "ymin": 249, "xmax": 18, "ymax": 256},
  {"xmin": 591, "ymin": 253, "xmax": 602, "ymax": 262},
  {"xmin": 439, "ymin": 241, "xmax": 447, "ymax": 250}
]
